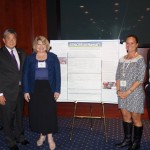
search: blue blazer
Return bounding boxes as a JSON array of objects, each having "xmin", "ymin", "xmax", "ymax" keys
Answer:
[{"xmin": 22, "ymin": 52, "xmax": 61, "ymax": 93}]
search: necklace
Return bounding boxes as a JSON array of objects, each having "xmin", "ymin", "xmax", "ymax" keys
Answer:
[{"xmin": 122, "ymin": 52, "xmax": 137, "ymax": 77}]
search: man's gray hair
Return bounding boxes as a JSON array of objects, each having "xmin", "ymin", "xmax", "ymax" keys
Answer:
[{"xmin": 3, "ymin": 29, "xmax": 17, "ymax": 38}]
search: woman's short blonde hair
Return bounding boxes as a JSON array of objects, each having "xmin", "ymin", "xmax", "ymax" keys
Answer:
[{"xmin": 33, "ymin": 36, "xmax": 50, "ymax": 52}]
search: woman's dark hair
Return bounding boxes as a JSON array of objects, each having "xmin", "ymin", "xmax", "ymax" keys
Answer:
[{"xmin": 126, "ymin": 34, "xmax": 139, "ymax": 43}]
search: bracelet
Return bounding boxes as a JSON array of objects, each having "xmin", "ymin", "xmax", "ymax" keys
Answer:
[{"xmin": 128, "ymin": 89, "xmax": 133, "ymax": 93}]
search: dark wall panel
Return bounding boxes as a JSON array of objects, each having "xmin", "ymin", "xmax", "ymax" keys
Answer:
[{"xmin": 46, "ymin": 0, "xmax": 61, "ymax": 40}]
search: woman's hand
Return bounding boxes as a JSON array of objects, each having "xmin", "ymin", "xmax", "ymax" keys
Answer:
[
  {"xmin": 117, "ymin": 90, "xmax": 131, "ymax": 99},
  {"xmin": 54, "ymin": 92, "xmax": 60, "ymax": 100},
  {"xmin": 24, "ymin": 93, "xmax": 30, "ymax": 102}
]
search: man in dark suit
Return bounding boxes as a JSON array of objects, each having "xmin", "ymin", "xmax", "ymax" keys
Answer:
[{"xmin": 0, "ymin": 29, "xmax": 29, "ymax": 150}]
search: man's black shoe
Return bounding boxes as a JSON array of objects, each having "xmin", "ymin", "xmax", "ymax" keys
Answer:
[
  {"xmin": 0, "ymin": 126, "xmax": 3, "ymax": 130},
  {"xmin": 10, "ymin": 145, "xmax": 19, "ymax": 150}
]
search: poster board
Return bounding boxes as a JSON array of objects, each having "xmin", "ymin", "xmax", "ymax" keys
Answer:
[{"xmin": 50, "ymin": 40, "xmax": 126, "ymax": 103}]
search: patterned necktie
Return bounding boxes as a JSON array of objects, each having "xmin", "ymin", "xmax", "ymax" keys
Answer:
[{"xmin": 10, "ymin": 50, "xmax": 19, "ymax": 70}]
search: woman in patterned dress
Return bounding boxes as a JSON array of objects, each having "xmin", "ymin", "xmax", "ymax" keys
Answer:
[{"xmin": 115, "ymin": 35, "xmax": 146, "ymax": 150}]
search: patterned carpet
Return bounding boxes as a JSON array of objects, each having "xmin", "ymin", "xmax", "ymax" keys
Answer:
[{"xmin": 0, "ymin": 117, "xmax": 150, "ymax": 150}]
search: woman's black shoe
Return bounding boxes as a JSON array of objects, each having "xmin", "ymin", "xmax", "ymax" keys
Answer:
[{"xmin": 115, "ymin": 121, "xmax": 133, "ymax": 148}]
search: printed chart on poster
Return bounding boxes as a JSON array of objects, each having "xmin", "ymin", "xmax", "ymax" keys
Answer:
[{"xmin": 50, "ymin": 40, "xmax": 126, "ymax": 104}]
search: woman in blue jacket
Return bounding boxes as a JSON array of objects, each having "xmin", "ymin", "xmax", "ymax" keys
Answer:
[{"xmin": 23, "ymin": 36, "xmax": 61, "ymax": 150}]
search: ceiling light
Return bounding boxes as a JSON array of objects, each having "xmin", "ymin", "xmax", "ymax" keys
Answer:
[
  {"xmin": 90, "ymin": 18, "xmax": 93, "ymax": 21},
  {"xmin": 146, "ymin": 8, "xmax": 150, "ymax": 11},
  {"xmin": 80, "ymin": 5, "xmax": 84, "ymax": 8},
  {"xmin": 84, "ymin": 11, "xmax": 88, "ymax": 14},
  {"xmin": 114, "ymin": 3, "xmax": 119, "ymax": 6},
  {"xmin": 114, "ymin": 9, "xmax": 119, "ymax": 12}
]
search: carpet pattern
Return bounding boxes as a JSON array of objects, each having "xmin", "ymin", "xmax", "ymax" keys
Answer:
[{"xmin": 0, "ymin": 117, "xmax": 150, "ymax": 150}]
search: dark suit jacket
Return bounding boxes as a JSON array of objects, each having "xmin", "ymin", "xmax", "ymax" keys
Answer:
[
  {"xmin": 22, "ymin": 52, "xmax": 61, "ymax": 93},
  {"xmin": 0, "ymin": 46, "xmax": 26, "ymax": 101}
]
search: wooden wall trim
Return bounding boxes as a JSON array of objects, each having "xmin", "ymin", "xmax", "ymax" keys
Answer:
[
  {"xmin": 56, "ymin": 102, "xmax": 148, "ymax": 120},
  {"xmin": 23, "ymin": 102, "xmax": 149, "ymax": 120}
]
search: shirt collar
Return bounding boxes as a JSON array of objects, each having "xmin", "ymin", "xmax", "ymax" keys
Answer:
[{"xmin": 5, "ymin": 46, "xmax": 16, "ymax": 53}]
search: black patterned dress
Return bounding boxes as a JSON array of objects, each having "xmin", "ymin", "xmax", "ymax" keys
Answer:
[{"xmin": 116, "ymin": 55, "xmax": 146, "ymax": 114}]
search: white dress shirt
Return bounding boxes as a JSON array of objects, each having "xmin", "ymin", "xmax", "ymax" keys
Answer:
[{"xmin": 6, "ymin": 46, "xmax": 20, "ymax": 70}]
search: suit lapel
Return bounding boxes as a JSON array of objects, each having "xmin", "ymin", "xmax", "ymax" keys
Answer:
[
  {"xmin": 3, "ymin": 47, "xmax": 19, "ymax": 71},
  {"xmin": 3, "ymin": 46, "xmax": 13, "ymax": 59}
]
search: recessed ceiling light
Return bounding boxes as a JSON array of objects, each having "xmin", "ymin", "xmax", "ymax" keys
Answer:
[
  {"xmin": 146, "ymin": 8, "xmax": 150, "ymax": 11},
  {"xmin": 114, "ymin": 9, "xmax": 119, "ymax": 12},
  {"xmin": 90, "ymin": 18, "xmax": 93, "ymax": 21},
  {"xmin": 93, "ymin": 21, "xmax": 96, "ymax": 24},
  {"xmin": 80, "ymin": 5, "xmax": 84, "ymax": 8},
  {"xmin": 84, "ymin": 11, "xmax": 88, "ymax": 14},
  {"xmin": 114, "ymin": 3, "xmax": 119, "ymax": 6},
  {"xmin": 138, "ymin": 19, "xmax": 142, "ymax": 22}
]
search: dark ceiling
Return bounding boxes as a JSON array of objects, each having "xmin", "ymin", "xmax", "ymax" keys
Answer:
[{"xmin": 60, "ymin": 0, "xmax": 150, "ymax": 46}]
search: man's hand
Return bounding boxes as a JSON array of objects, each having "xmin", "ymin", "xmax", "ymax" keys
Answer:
[{"xmin": 0, "ymin": 95, "xmax": 6, "ymax": 105}]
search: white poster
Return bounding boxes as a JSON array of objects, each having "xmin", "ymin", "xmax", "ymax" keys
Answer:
[{"xmin": 51, "ymin": 40, "xmax": 126, "ymax": 103}]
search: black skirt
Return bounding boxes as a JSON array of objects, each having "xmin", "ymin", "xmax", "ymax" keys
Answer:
[{"xmin": 29, "ymin": 80, "xmax": 57, "ymax": 134}]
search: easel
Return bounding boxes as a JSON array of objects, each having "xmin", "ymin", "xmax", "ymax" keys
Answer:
[{"xmin": 70, "ymin": 101, "xmax": 107, "ymax": 142}]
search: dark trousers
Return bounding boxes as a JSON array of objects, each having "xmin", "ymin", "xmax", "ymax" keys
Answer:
[
  {"xmin": 0, "ymin": 107, "xmax": 3, "ymax": 127},
  {"xmin": 145, "ymin": 84, "xmax": 150, "ymax": 120},
  {"xmin": 0, "ymin": 88, "xmax": 25, "ymax": 147},
  {"xmin": 146, "ymin": 96, "xmax": 150, "ymax": 120}
]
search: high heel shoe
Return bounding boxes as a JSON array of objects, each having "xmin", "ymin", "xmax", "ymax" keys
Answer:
[
  {"xmin": 37, "ymin": 134, "xmax": 46, "ymax": 146},
  {"xmin": 48, "ymin": 136, "xmax": 56, "ymax": 150}
]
